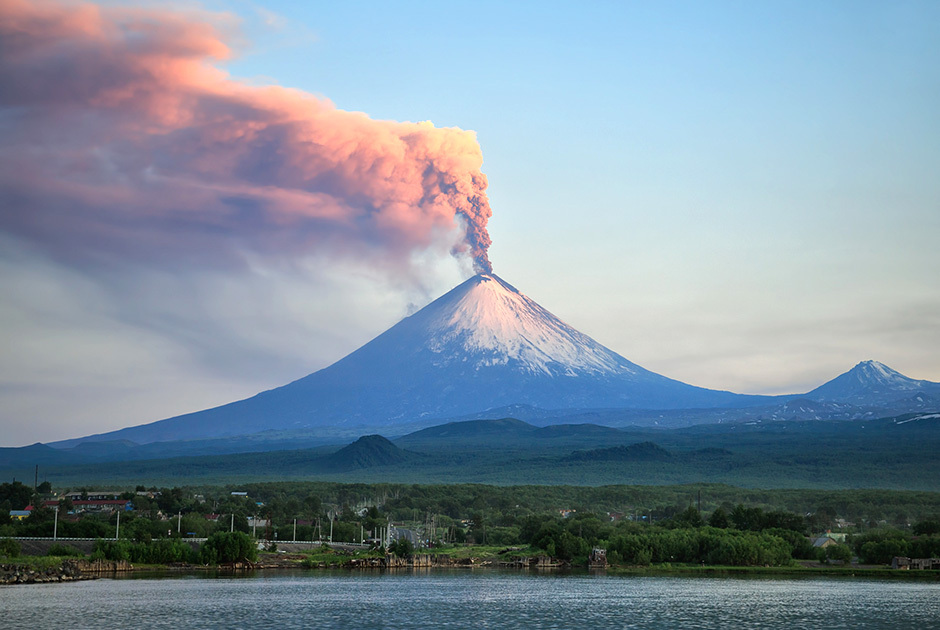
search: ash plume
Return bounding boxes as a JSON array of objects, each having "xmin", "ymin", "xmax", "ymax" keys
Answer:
[{"xmin": 0, "ymin": 0, "xmax": 494, "ymax": 277}]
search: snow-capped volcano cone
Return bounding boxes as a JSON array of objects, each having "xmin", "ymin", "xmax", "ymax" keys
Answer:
[
  {"xmin": 59, "ymin": 273, "xmax": 772, "ymax": 444},
  {"xmin": 302, "ymin": 272, "xmax": 752, "ymax": 412},
  {"xmin": 806, "ymin": 360, "xmax": 940, "ymax": 405},
  {"xmin": 391, "ymin": 273, "xmax": 640, "ymax": 376}
]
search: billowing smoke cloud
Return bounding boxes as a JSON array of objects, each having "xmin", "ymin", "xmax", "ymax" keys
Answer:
[{"xmin": 0, "ymin": 0, "xmax": 494, "ymax": 275}]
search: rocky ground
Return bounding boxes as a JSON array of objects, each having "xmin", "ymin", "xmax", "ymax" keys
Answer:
[
  {"xmin": 1, "ymin": 560, "xmax": 89, "ymax": 585},
  {"xmin": 0, "ymin": 559, "xmax": 133, "ymax": 585}
]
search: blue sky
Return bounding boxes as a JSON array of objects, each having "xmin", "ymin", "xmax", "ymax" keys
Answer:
[
  {"xmin": 0, "ymin": 0, "xmax": 937, "ymax": 445},
  {"xmin": 208, "ymin": 0, "xmax": 940, "ymax": 386}
]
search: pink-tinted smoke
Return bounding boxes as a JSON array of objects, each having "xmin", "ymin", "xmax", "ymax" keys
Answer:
[{"xmin": 0, "ymin": 0, "xmax": 493, "ymax": 275}]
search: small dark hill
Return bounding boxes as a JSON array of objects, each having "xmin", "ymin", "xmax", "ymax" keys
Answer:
[
  {"xmin": 564, "ymin": 441, "xmax": 672, "ymax": 462},
  {"xmin": 319, "ymin": 435, "xmax": 414, "ymax": 471}
]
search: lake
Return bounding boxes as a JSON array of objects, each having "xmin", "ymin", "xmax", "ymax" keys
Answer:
[{"xmin": 2, "ymin": 570, "xmax": 938, "ymax": 629}]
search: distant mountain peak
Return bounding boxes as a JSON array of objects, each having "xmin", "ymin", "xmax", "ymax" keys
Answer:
[
  {"xmin": 850, "ymin": 360, "xmax": 908, "ymax": 383},
  {"xmin": 807, "ymin": 360, "xmax": 940, "ymax": 405}
]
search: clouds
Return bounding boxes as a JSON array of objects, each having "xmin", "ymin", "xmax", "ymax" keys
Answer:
[
  {"xmin": 0, "ymin": 0, "xmax": 494, "ymax": 444},
  {"xmin": 0, "ymin": 0, "xmax": 493, "ymax": 275}
]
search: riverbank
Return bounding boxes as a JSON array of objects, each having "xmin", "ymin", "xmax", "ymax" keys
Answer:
[
  {"xmin": 605, "ymin": 563, "xmax": 940, "ymax": 580},
  {"xmin": 0, "ymin": 559, "xmax": 132, "ymax": 585},
  {"xmin": 266, "ymin": 549, "xmax": 940, "ymax": 579},
  {"xmin": 4, "ymin": 552, "xmax": 938, "ymax": 585}
]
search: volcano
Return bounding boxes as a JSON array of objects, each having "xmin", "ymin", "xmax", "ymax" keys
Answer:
[
  {"xmin": 59, "ymin": 273, "xmax": 774, "ymax": 445},
  {"xmin": 805, "ymin": 360, "xmax": 940, "ymax": 406}
]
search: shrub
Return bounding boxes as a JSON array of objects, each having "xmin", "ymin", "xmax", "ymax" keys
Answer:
[
  {"xmin": 46, "ymin": 543, "xmax": 84, "ymax": 557},
  {"xmin": 913, "ymin": 519, "xmax": 940, "ymax": 536},
  {"xmin": 200, "ymin": 531, "xmax": 257, "ymax": 564},
  {"xmin": 93, "ymin": 539, "xmax": 132, "ymax": 561},
  {"xmin": 141, "ymin": 538, "xmax": 198, "ymax": 564},
  {"xmin": 764, "ymin": 528, "xmax": 815, "ymax": 559},
  {"xmin": 911, "ymin": 534, "xmax": 940, "ymax": 559},
  {"xmin": 389, "ymin": 538, "xmax": 413, "ymax": 558},
  {"xmin": 0, "ymin": 537, "xmax": 20, "ymax": 558},
  {"xmin": 825, "ymin": 544, "xmax": 853, "ymax": 564},
  {"xmin": 859, "ymin": 539, "xmax": 911, "ymax": 565}
]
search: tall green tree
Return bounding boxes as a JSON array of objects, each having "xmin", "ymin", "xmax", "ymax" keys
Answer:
[{"xmin": 200, "ymin": 531, "xmax": 257, "ymax": 564}]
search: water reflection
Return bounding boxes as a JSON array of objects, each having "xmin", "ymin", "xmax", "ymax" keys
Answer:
[{"xmin": 3, "ymin": 571, "xmax": 938, "ymax": 629}]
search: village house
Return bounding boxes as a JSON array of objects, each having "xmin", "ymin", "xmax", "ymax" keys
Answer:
[
  {"xmin": 892, "ymin": 557, "xmax": 940, "ymax": 570},
  {"xmin": 812, "ymin": 531, "xmax": 846, "ymax": 549},
  {"xmin": 63, "ymin": 490, "xmax": 123, "ymax": 502}
]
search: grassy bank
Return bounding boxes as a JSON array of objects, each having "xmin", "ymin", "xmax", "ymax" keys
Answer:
[{"xmin": 606, "ymin": 563, "xmax": 940, "ymax": 580}]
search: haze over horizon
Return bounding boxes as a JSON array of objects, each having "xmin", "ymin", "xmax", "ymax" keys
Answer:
[{"xmin": 1, "ymin": 0, "xmax": 938, "ymax": 446}]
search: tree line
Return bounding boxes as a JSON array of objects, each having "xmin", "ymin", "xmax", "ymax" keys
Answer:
[{"xmin": 4, "ymin": 480, "xmax": 940, "ymax": 568}]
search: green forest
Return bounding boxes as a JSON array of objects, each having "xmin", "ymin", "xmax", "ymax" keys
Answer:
[{"xmin": 3, "ymin": 479, "xmax": 940, "ymax": 569}]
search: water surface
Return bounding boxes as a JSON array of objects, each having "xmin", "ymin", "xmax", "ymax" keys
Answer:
[{"xmin": 3, "ymin": 570, "xmax": 938, "ymax": 629}]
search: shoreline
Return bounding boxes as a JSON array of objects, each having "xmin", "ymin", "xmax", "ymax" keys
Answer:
[
  {"xmin": 3, "ymin": 554, "xmax": 938, "ymax": 585},
  {"xmin": 0, "ymin": 559, "xmax": 131, "ymax": 585}
]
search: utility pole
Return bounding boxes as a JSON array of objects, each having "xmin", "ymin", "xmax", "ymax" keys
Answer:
[
  {"xmin": 231, "ymin": 513, "xmax": 234, "ymax": 533},
  {"xmin": 115, "ymin": 509, "xmax": 120, "ymax": 540},
  {"xmin": 53, "ymin": 506, "xmax": 58, "ymax": 541},
  {"xmin": 329, "ymin": 517, "xmax": 333, "ymax": 543},
  {"xmin": 293, "ymin": 518, "xmax": 297, "ymax": 542},
  {"xmin": 177, "ymin": 511, "xmax": 181, "ymax": 534}
]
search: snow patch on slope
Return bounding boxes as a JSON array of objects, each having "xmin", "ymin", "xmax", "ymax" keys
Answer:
[
  {"xmin": 894, "ymin": 413, "xmax": 940, "ymax": 425},
  {"xmin": 854, "ymin": 360, "xmax": 920, "ymax": 389},
  {"xmin": 422, "ymin": 274, "xmax": 635, "ymax": 376}
]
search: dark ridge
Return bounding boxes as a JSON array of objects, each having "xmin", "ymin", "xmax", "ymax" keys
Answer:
[
  {"xmin": 689, "ymin": 447, "xmax": 735, "ymax": 458},
  {"xmin": 399, "ymin": 418, "xmax": 537, "ymax": 441},
  {"xmin": 0, "ymin": 442, "xmax": 84, "ymax": 468},
  {"xmin": 564, "ymin": 441, "xmax": 672, "ymax": 462},
  {"xmin": 532, "ymin": 423, "xmax": 624, "ymax": 439}
]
